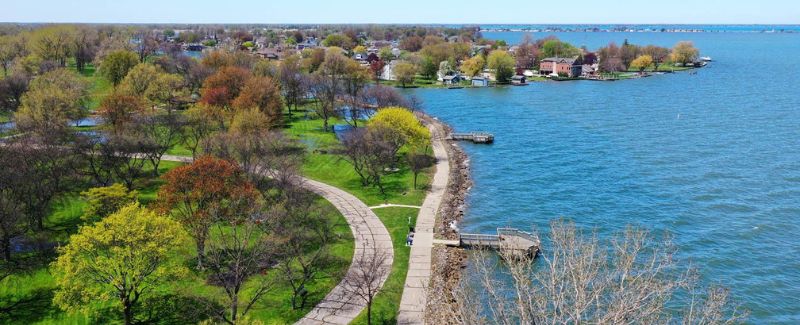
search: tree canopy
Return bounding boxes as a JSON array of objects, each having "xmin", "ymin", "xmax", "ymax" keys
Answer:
[{"xmin": 53, "ymin": 203, "xmax": 189, "ymax": 325}]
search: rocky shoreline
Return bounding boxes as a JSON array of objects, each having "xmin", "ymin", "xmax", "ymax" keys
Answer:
[{"xmin": 418, "ymin": 113, "xmax": 472, "ymax": 323}]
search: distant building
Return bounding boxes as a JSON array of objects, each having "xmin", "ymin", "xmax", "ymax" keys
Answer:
[
  {"xmin": 471, "ymin": 77, "xmax": 489, "ymax": 87},
  {"xmin": 443, "ymin": 74, "xmax": 463, "ymax": 85},
  {"xmin": 540, "ymin": 57, "xmax": 583, "ymax": 77}
]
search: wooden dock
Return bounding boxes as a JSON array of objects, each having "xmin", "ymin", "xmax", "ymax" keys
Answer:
[
  {"xmin": 435, "ymin": 227, "xmax": 540, "ymax": 257},
  {"xmin": 449, "ymin": 132, "xmax": 494, "ymax": 144}
]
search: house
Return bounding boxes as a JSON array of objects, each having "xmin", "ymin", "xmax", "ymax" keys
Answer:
[
  {"xmin": 442, "ymin": 74, "xmax": 463, "ymax": 85},
  {"xmin": 539, "ymin": 57, "xmax": 583, "ymax": 78},
  {"xmin": 511, "ymin": 75, "xmax": 527, "ymax": 85},
  {"xmin": 353, "ymin": 53, "xmax": 368, "ymax": 61},
  {"xmin": 471, "ymin": 77, "xmax": 489, "ymax": 87},
  {"xmin": 381, "ymin": 61, "xmax": 398, "ymax": 81}
]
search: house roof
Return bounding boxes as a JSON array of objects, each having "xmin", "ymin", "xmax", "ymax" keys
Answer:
[
  {"xmin": 512, "ymin": 75, "xmax": 526, "ymax": 80},
  {"xmin": 443, "ymin": 75, "xmax": 461, "ymax": 80},
  {"xmin": 542, "ymin": 57, "xmax": 578, "ymax": 65}
]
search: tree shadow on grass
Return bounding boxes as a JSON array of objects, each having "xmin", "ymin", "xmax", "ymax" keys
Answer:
[{"xmin": 0, "ymin": 288, "xmax": 56, "ymax": 324}]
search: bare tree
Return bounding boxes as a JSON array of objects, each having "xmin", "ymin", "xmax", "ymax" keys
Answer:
[
  {"xmin": 406, "ymin": 152, "xmax": 435, "ymax": 189},
  {"xmin": 444, "ymin": 220, "xmax": 749, "ymax": 324},
  {"xmin": 337, "ymin": 248, "xmax": 391, "ymax": 325},
  {"xmin": 205, "ymin": 202, "xmax": 277, "ymax": 324},
  {"xmin": 132, "ymin": 112, "xmax": 185, "ymax": 176},
  {"xmin": 269, "ymin": 201, "xmax": 335, "ymax": 310},
  {"xmin": 337, "ymin": 127, "xmax": 398, "ymax": 193}
]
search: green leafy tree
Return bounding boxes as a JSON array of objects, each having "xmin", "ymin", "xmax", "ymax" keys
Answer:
[
  {"xmin": 460, "ymin": 55, "xmax": 485, "ymax": 77},
  {"xmin": 16, "ymin": 68, "xmax": 89, "ymax": 134},
  {"xmin": 671, "ymin": 41, "xmax": 700, "ymax": 66},
  {"xmin": 80, "ymin": 183, "xmax": 139, "ymax": 221},
  {"xmin": 487, "ymin": 50, "xmax": 515, "ymax": 83},
  {"xmin": 322, "ymin": 33, "xmax": 354, "ymax": 50},
  {"xmin": 419, "ymin": 55, "xmax": 438, "ymax": 80},
  {"xmin": 393, "ymin": 61, "xmax": 418, "ymax": 88},
  {"xmin": 53, "ymin": 204, "xmax": 189, "ymax": 325},
  {"xmin": 100, "ymin": 50, "xmax": 139, "ymax": 87},
  {"xmin": 539, "ymin": 38, "xmax": 581, "ymax": 59}
]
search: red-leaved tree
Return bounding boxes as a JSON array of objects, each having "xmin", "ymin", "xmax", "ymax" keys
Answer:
[{"xmin": 157, "ymin": 156, "xmax": 258, "ymax": 269}]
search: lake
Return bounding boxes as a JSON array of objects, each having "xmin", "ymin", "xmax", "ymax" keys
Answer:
[{"xmin": 408, "ymin": 31, "xmax": 800, "ymax": 323}]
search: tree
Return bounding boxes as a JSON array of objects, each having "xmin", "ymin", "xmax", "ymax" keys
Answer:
[
  {"xmin": 98, "ymin": 92, "xmax": 146, "ymax": 135},
  {"xmin": 672, "ymin": 41, "xmax": 700, "ymax": 66},
  {"xmin": 119, "ymin": 63, "xmax": 161, "ymax": 97},
  {"xmin": 100, "ymin": 50, "xmax": 139, "ymax": 87},
  {"xmin": 157, "ymin": 156, "xmax": 259, "ymax": 269},
  {"xmin": 514, "ymin": 36, "xmax": 538, "ymax": 71},
  {"xmin": 270, "ymin": 198, "xmax": 336, "ymax": 310},
  {"xmin": 445, "ymin": 220, "xmax": 749, "ymax": 324},
  {"xmin": 369, "ymin": 107, "xmax": 430, "ymax": 151},
  {"xmin": 393, "ymin": 61, "xmax": 418, "ymax": 88},
  {"xmin": 407, "ymin": 152, "xmax": 435, "ymax": 189},
  {"xmin": 182, "ymin": 105, "xmax": 217, "ymax": 158},
  {"xmin": 338, "ymin": 249, "xmax": 391, "ymax": 325},
  {"xmin": 72, "ymin": 27, "xmax": 98, "ymax": 73},
  {"xmin": 15, "ymin": 69, "xmax": 89, "ymax": 135},
  {"xmin": 200, "ymin": 66, "xmax": 252, "ymax": 115},
  {"xmin": 378, "ymin": 46, "xmax": 395, "ymax": 61},
  {"xmin": 538, "ymin": 38, "xmax": 580, "ymax": 60},
  {"xmin": 0, "ymin": 72, "xmax": 30, "ymax": 112},
  {"xmin": 279, "ymin": 54, "xmax": 305, "ymax": 115},
  {"xmin": 131, "ymin": 112, "xmax": 185, "ymax": 176},
  {"xmin": 0, "ymin": 35, "xmax": 26, "ymax": 76},
  {"xmin": 369, "ymin": 58, "xmax": 386, "ymax": 84},
  {"xmin": 419, "ymin": 55, "xmax": 438, "ymax": 80},
  {"xmin": 621, "ymin": 39, "xmax": 640, "ymax": 69},
  {"xmin": 229, "ymin": 107, "xmax": 272, "ymax": 135},
  {"xmin": 362, "ymin": 85, "xmax": 410, "ymax": 109},
  {"xmin": 353, "ymin": 45, "xmax": 367, "ymax": 54},
  {"xmin": 203, "ymin": 129, "xmax": 304, "ymax": 193},
  {"xmin": 630, "ymin": 55, "xmax": 654, "ymax": 72},
  {"xmin": 322, "ymin": 33, "xmax": 354, "ymax": 49},
  {"xmin": 598, "ymin": 42, "xmax": 625, "ymax": 73},
  {"xmin": 53, "ymin": 204, "xmax": 189, "ymax": 325},
  {"xmin": 641, "ymin": 45, "xmax": 671, "ymax": 71},
  {"xmin": 232, "ymin": 76, "xmax": 283, "ymax": 127},
  {"xmin": 400, "ymin": 35, "xmax": 424, "ymax": 52},
  {"xmin": 342, "ymin": 60, "xmax": 371, "ymax": 128},
  {"xmin": 205, "ymin": 207, "xmax": 276, "ymax": 324},
  {"xmin": 313, "ymin": 51, "xmax": 350, "ymax": 131},
  {"xmin": 80, "ymin": 183, "xmax": 138, "ymax": 221},
  {"xmin": 460, "ymin": 55, "xmax": 485, "ymax": 77},
  {"xmin": 487, "ymin": 50, "xmax": 515, "ymax": 84},
  {"xmin": 0, "ymin": 147, "xmax": 27, "ymax": 262},
  {"xmin": 30, "ymin": 25, "xmax": 74, "ymax": 66}
]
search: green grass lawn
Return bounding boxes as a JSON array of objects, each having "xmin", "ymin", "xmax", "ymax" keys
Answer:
[
  {"xmin": 351, "ymin": 207, "xmax": 417, "ymax": 325},
  {"xmin": 287, "ymin": 108, "xmax": 431, "ymax": 207}
]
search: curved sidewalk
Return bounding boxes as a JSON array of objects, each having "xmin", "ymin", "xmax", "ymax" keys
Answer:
[
  {"xmin": 160, "ymin": 155, "xmax": 394, "ymax": 325},
  {"xmin": 397, "ymin": 120, "xmax": 451, "ymax": 324}
]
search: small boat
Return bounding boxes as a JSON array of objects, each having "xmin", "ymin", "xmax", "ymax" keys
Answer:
[{"xmin": 700, "ymin": 56, "xmax": 713, "ymax": 62}]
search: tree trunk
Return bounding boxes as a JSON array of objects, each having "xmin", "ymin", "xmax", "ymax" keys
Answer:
[
  {"xmin": 122, "ymin": 299, "xmax": 134, "ymax": 325},
  {"xmin": 230, "ymin": 293, "xmax": 238, "ymax": 323},
  {"xmin": 1, "ymin": 235, "xmax": 11, "ymax": 262},
  {"xmin": 367, "ymin": 302, "xmax": 372, "ymax": 325},
  {"xmin": 413, "ymin": 172, "xmax": 418, "ymax": 190},
  {"xmin": 196, "ymin": 237, "xmax": 205, "ymax": 269}
]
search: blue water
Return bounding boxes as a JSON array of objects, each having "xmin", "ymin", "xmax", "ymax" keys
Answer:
[{"xmin": 409, "ymin": 32, "xmax": 800, "ymax": 323}]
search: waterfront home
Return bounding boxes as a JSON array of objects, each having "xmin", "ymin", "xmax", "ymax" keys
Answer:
[
  {"xmin": 471, "ymin": 76, "xmax": 489, "ymax": 87},
  {"xmin": 540, "ymin": 56, "xmax": 583, "ymax": 77},
  {"xmin": 381, "ymin": 61, "xmax": 398, "ymax": 81},
  {"xmin": 511, "ymin": 75, "xmax": 527, "ymax": 85},
  {"xmin": 443, "ymin": 74, "xmax": 464, "ymax": 85}
]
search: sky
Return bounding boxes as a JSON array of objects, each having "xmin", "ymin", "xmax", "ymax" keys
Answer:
[{"xmin": 2, "ymin": 0, "xmax": 799, "ymax": 25}]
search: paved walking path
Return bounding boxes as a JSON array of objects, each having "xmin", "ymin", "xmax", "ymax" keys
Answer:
[
  {"xmin": 397, "ymin": 121, "xmax": 451, "ymax": 324},
  {"xmin": 160, "ymin": 155, "xmax": 394, "ymax": 325}
]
